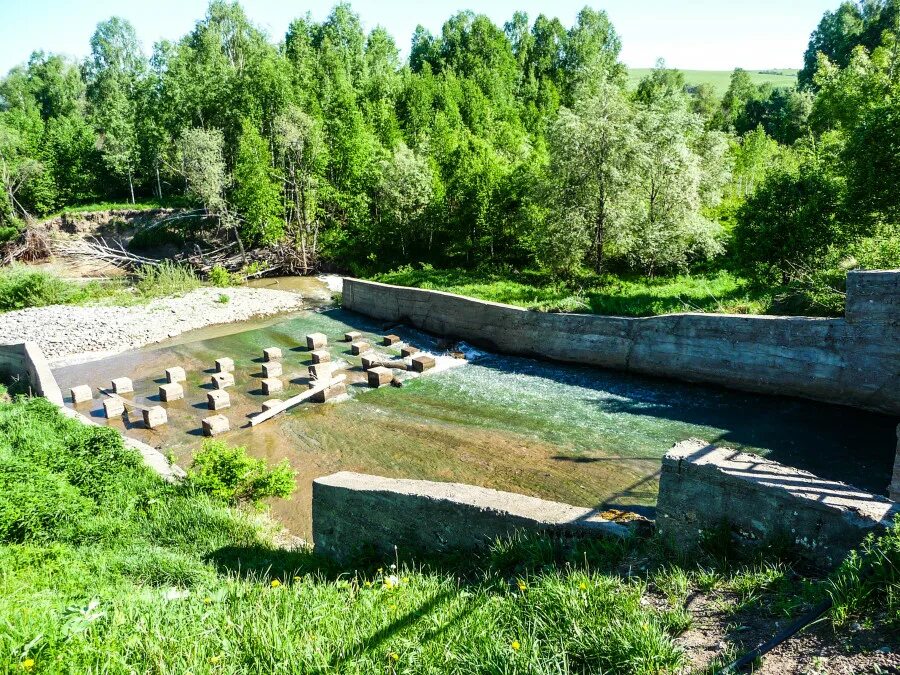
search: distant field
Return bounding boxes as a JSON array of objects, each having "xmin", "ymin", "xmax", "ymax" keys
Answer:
[{"xmin": 627, "ymin": 68, "xmax": 798, "ymax": 96}]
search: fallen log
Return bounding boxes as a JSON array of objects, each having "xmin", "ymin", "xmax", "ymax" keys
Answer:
[{"xmin": 250, "ymin": 374, "xmax": 347, "ymax": 426}]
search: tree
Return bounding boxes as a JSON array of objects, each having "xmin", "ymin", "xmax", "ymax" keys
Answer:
[
  {"xmin": 232, "ymin": 119, "xmax": 283, "ymax": 246},
  {"xmin": 376, "ymin": 142, "xmax": 434, "ymax": 257}
]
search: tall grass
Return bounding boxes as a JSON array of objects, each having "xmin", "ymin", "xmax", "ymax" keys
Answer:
[
  {"xmin": 133, "ymin": 261, "xmax": 201, "ymax": 298},
  {"xmin": 0, "ymin": 266, "xmax": 130, "ymax": 312}
]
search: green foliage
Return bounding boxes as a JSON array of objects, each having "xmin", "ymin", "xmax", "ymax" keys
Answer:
[
  {"xmin": 133, "ymin": 261, "xmax": 200, "ymax": 298},
  {"xmin": 232, "ymin": 119, "xmax": 285, "ymax": 246},
  {"xmin": 0, "ymin": 265, "xmax": 83, "ymax": 311},
  {"xmin": 185, "ymin": 440, "xmax": 296, "ymax": 507},
  {"xmin": 207, "ymin": 264, "xmax": 232, "ymax": 287}
]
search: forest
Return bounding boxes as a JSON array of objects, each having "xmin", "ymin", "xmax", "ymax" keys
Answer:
[{"xmin": 0, "ymin": 0, "xmax": 898, "ymax": 314}]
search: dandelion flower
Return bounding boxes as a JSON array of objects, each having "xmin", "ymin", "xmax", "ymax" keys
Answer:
[
  {"xmin": 517, "ymin": 580, "xmax": 527, "ymax": 592},
  {"xmin": 511, "ymin": 640, "xmax": 521, "ymax": 651},
  {"xmin": 209, "ymin": 655, "xmax": 221, "ymax": 664},
  {"xmin": 402, "ymin": 577, "xmax": 409, "ymax": 584},
  {"xmin": 271, "ymin": 579, "xmax": 281, "ymax": 588},
  {"xmin": 203, "ymin": 597, "xmax": 213, "ymax": 604},
  {"xmin": 20, "ymin": 659, "xmax": 35, "ymax": 671},
  {"xmin": 388, "ymin": 652, "xmax": 399, "ymax": 662},
  {"xmin": 579, "ymin": 582, "xmax": 587, "ymax": 591},
  {"xmin": 293, "ymin": 576, "xmax": 302, "ymax": 583},
  {"xmin": 364, "ymin": 581, "xmax": 372, "ymax": 588},
  {"xmin": 390, "ymin": 564, "xmax": 396, "ymax": 570}
]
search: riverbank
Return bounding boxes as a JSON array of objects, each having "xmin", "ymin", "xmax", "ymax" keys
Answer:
[{"xmin": 0, "ymin": 286, "xmax": 306, "ymax": 365}]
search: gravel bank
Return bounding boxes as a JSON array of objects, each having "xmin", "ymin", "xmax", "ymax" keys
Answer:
[{"xmin": 0, "ymin": 287, "xmax": 305, "ymax": 365}]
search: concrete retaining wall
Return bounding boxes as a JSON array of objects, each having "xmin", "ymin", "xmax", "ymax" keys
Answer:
[
  {"xmin": 342, "ymin": 270, "xmax": 900, "ymax": 415},
  {"xmin": 657, "ymin": 440, "xmax": 900, "ymax": 568},
  {"xmin": 312, "ymin": 471, "xmax": 629, "ymax": 563}
]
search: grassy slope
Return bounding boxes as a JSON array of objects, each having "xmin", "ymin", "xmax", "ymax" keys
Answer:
[{"xmin": 626, "ymin": 68, "xmax": 798, "ymax": 96}]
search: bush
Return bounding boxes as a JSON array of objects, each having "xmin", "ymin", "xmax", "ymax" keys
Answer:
[
  {"xmin": 0, "ymin": 266, "xmax": 77, "ymax": 311},
  {"xmin": 208, "ymin": 264, "xmax": 232, "ymax": 287},
  {"xmin": 133, "ymin": 261, "xmax": 200, "ymax": 298},
  {"xmin": 185, "ymin": 440, "xmax": 296, "ymax": 507}
]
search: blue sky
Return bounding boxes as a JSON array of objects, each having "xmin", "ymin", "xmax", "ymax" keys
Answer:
[{"xmin": 0, "ymin": 0, "xmax": 836, "ymax": 73}]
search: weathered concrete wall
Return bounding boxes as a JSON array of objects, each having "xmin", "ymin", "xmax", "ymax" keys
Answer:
[
  {"xmin": 343, "ymin": 270, "xmax": 900, "ymax": 415},
  {"xmin": 657, "ymin": 440, "xmax": 900, "ymax": 568},
  {"xmin": 890, "ymin": 425, "xmax": 900, "ymax": 502},
  {"xmin": 0, "ymin": 341, "xmax": 64, "ymax": 405},
  {"xmin": 313, "ymin": 471, "xmax": 628, "ymax": 563}
]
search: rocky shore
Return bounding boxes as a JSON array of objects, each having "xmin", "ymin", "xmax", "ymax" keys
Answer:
[{"xmin": 0, "ymin": 287, "xmax": 306, "ymax": 365}]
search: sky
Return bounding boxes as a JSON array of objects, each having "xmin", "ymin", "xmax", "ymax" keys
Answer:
[{"xmin": 0, "ymin": 0, "xmax": 837, "ymax": 74}]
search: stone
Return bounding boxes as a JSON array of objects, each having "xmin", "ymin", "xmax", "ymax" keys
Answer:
[
  {"xmin": 70, "ymin": 384, "xmax": 93, "ymax": 404},
  {"xmin": 263, "ymin": 347, "xmax": 282, "ymax": 361},
  {"xmin": 411, "ymin": 354, "xmax": 436, "ymax": 372},
  {"xmin": 306, "ymin": 333, "xmax": 328, "ymax": 350},
  {"xmin": 207, "ymin": 390, "xmax": 231, "ymax": 410},
  {"xmin": 262, "ymin": 378, "xmax": 284, "ymax": 395},
  {"xmin": 400, "ymin": 346, "xmax": 419, "ymax": 358},
  {"xmin": 262, "ymin": 399, "xmax": 281, "ymax": 412},
  {"xmin": 312, "ymin": 472, "xmax": 628, "ymax": 564},
  {"xmin": 657, "ymin": 439, "xmax": 900, "ymax": 568},
  {"xmin": 308, "ymin": 362, "xmax": 334, "ymax": 382},
  {"xmin": 103, "ymin": 397, "xmax": 125, "ymax": 418},
  {"xmin": 311, "ymin": 381, "xmax": 346, "ymax": 403},
  {"xmin": 202, "ymin": 414, "xmax": 230, "ymax": 437},
  {"xmin": 344, "ymin": 331, "xmax": 362, "ymax": 342},
  {"xmin": 165, "ymin": 366, "xmax": 186, "ymax": 383},
  {"xmin": 367, "ymin": 366, "xmax": 393, "ymax": 388},
  {"xmin": 261, "ymin": 361, "xmax": 283, "ymax": 378},
  {"xmin": 159, "ymin": 383, "xmax": 184, "ymax": 402},
  {"xmin": 211, "ymin": 372, "xmax": 235, "ymax": 389},
  {"xmin": 111, "ymin": 377, "xmax": 133, "ymax": 394},
  {"xmin": 215, "ymin": 357, "xmax": 235, "ymax": 373},
  {"xmin": 382, "ymin": 334, "xmax": 400, "ymax": 346},
  {"xmin": 311, "ymin": 349, "xmax": 331, "ymax": 364},
  {"xmin": 142, "ymin": 405, "xmax": 168, "ymax": 429},
  {"xmin": 350, "ymin": 341, "xmax": 370, "ymax": 356}
]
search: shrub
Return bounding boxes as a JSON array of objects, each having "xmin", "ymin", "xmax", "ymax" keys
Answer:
[
  {"xmin": 208, "ymin": 265, "xmax": 231, "ymax": 287},
  {"xmin": 185, "ymin": 440, "xmax": 296, "ymax": 507},
  {"xmin": 133, "ymin": 261, "xmax": 200, "ymax": 298},
  {"xmin": 0, "ymin": 266, "xmax": 76, "ymax": 311}
]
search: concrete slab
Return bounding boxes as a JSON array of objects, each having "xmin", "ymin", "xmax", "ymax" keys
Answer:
[
  {"xmin": 111, "ymin": 377, "xmax": 133, "ymax": 394},
  {"xmin": 211, "ymin": 372, "xmax": 234, "ymax": 389},
  {"xmin": 311, "ymin": 349, "xmax": 331, "ymax": 364},
  {"xmin": 142, "ymin": 405, "xmax": 167, "ymax": 429},
  {"xmin": 263, "ymin": 347, "xmax": 282, "ymax": 361},
  {"xmin": 367, "ymin": 366, "xmax": 393, "ymax": 388},
  {"xmin": 262, "ymin": 378, "xmax": 284, "ymax": 395},
  {"xmin": 261, "ymin": 361, "xmax": 283, "ymax": 378},
  {"xmin": 207, "ymin": 390, "xmax": 231, "ymax": 410},
  {"xmin": 344, "ymin": 331, "xmax": 362, "ymax": 342},
  {"xmin": 70, "ymin": 384, "xmax": 92, "ymax": 404},
  {"xmin": 306, "ymin": 333, "xmax": 328, "ymax": 350},
  {"xmin": 382, "ymin": 334, "xmax": 400, "ymax": 346},
  {"xmin": 411, "ymin": 354, "xmax": 436, "ymax": 372},
  {"xmin": 215, "ymin": 357, "xmax": 235, "ymax": 373},
  {"xmin": 350, "ymin": 341, "xmax": 370, "ymax": 356},
  {"xmin": 159, "ymin": 383, "xmax": 184, "ymax": 402},
  {"xmin": 165, "ymin": 366, "xmax": 186, "ymax": 383},
  {"xmin": 262, "ymin": 399, "xmax": 282, "ymax": 412},
  {"xmin": 103, "ymin": 397, "xmax": 125, "ymax": 418},
  {"xmin": 202, "ymin": 414, "xmax": 230, "ymax": 437}
]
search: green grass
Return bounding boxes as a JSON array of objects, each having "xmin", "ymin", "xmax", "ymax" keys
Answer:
[
  {"xmin": 38, "ymin": 197, "xmax": 193, "ymax": 221},
  {"xmin": 626, "ymin": 68, "xmax": 798, "ymax": 97},
  {"xmin": 372, "ymin": 266, "xmax": 779, "ymax": 316}
]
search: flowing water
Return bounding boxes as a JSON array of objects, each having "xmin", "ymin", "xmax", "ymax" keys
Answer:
[{"xmin": 53, "ymin": 279, "xmax": 899, "ymax": 539}]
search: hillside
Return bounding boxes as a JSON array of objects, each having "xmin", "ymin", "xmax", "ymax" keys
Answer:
[{"xmin": 627, "ymin": 68, "xmax": 799, "ymax": 95}]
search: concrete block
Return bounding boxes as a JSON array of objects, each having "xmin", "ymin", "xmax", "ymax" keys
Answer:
[
  {"xmin": 202, "ymin": 414, "xmax": 230, "ymax": 437},
  {"xmin": 215, "ymin": 357, "xmax": 235, "ymax": 373},
  {"xmin": 103, "ymin": 397, "xmax": 125, "ymax": 418},
  {"xmin": 308, "ymin": 362, "xmax": 334, "ymax": 382},
  {"xmin": 261, "ymin": 361, "xmax": 283, "ymax": 378},
  {"xmin": 70, "ymin": 384, "xmax": 93, "ymax": 404},
  {"xmin": 367, "ymin": 366, "xmax": 393, "ymax": 388},
  {"xmin": 350, "ymin": 341, "xmax": 370, "ymax": 356},
  {"xmin": 400, "ymin": 346, "xmax": 419, "ymax": 358},
  {"xmin": 211, "ymin": 372, "xmax": 234, "ymax": 389},
  {"xmin": 311, "ymin": 349, "xmax": 331, "ymax": 364},
  {"xmin": 263, "ymin": 347, "xmax": 282, "ymax": 361},
  {"xmin": 382, "ymin": 334, "xmax": 400, "ymax": 346},
  {"xmin": 262, "ymin": 378, "xmax": 284, "ymax": 395},
  {"xmin": 142, "ymin": 405, "xmax": 167, "ymax": 429},
  {"xmin": 657, "ymin": 439, "xmax": 900, "ymax": 568},
  {"xmin": 207, "ymin": 390, "xmax": 231, "ymax": 410},
  {"xmin": 111, "ymin": 377, "xmax": 133, "ymax": 394},
  {"xmin": 306, "ymin": 333, "xmax": 328, "ymax": 350},
  {"xmin": 165, "ymin": 366, "xmax": 186, "ymax": 383},
  {"xmin": 312, "ymin": 472, "xmax": 628, "ymax": 564},
  {"xmin": 411, "ymin": 354, "xmax": 436, "ymax": 372},
  {"xmin": 344, "ymin": 331, "xmax": 362, "ymax": 342},
  {"xmin": 311, "ymin": 382, "xmax": 346, "ymax": 403},
  {"xmin": 159, "ymin": 383, "xmax": 184, "ymax": 402},
  {"xmin": 360, "ymin": 355, "xmax": 380, "ymax": 370},
  {"xmin": 262, "ymin": 399, "xmax": 281, "ymax": 412}
]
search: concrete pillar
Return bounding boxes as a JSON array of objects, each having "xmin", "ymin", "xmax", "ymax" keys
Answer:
[
  {"xmin": 306, "ymin": 333, "xmax": 328, "ymax": 350},
  {"xmin": 400, "ymin": 346, "xmax": 419, "ymax": 358},
  {"xmin": 211, "ymin": 372, "xmax": 235, "ymax": 389},
  {"xmin": 262, "ymin": 378, "xmax": 284, "ymax": 395},
  {"xmin": 111, "ymin": 377, "xmax": 133, "ymax": 394},
  {"xmin": 890, "ymin": 425, "xmax": 900, "ymax": 503},
  {"xmin": 308, "ymin": 362, "xmax": 334, "ymax": 382},
  {"xmin": 159, "ymin": 383, "xmax": 184, "ymax": 402},
  {"xmin": 312, "ymin": 382, "xmax": 346, "ymax": 402},
  {"xmin": 350, "ymin": 341, "xmax": 370, "ymax": 356},
  {"xmin": 165, "ymin": 367, "xmax": 186, "ymax": 383},
  {"xmin": 207, "ymin": 390, "xmax": 231, "ymax": 410},
  {"xmin": 142, "ymin": 406, "xmax": 167, "ymax": 429},
  {"xmin": 382, "ymin": 335, "xmax": 400, "ymax": 346},
  {"xmin": 311, "ymin": 349, "xmax": 331, "ymax": 364},
  {"xmin": 263, "ymin": 347, "xmax": 282, "ymax": 361},
  {"xmin": 70, "ymin": 385, "xmax": 93, "ymax": 404},
  {"xmin": 344, "ymin": 331, "xmax": 361, "ymax": 342},
  {"xmin": 202, "ymin": 414, "xmax": 230, "ymax": 437},
  {"xmin": 411, "ymin": 354, "xmax": 436, "ymax": 372},
  {"xmin": 262, "ymin": 399, "xmax": 281, "ymax": 412},
  {"xmin": 215, "ymin": 357, "xmax": 235, "ymax": 373},
  {"xmin": 262, "ymin": 362, "xmax": 283, "ymax": 378},
  {"xmin": 367, "ymin": 366, "xmax": 392, "ymax": 388},
  {"xmin": 103, "ymin": 398, "xmax": 125, "ymax": 418}
]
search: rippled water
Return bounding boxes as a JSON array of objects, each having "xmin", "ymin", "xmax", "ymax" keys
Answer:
[{"xmin": 53, "ymin": 300, "xmax": 899, "ymax": 538}]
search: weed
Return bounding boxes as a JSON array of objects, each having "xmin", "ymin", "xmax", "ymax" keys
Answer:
[{"xmin": 133, "ymin": 261, "xmax": 201, "ymax": 298}]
